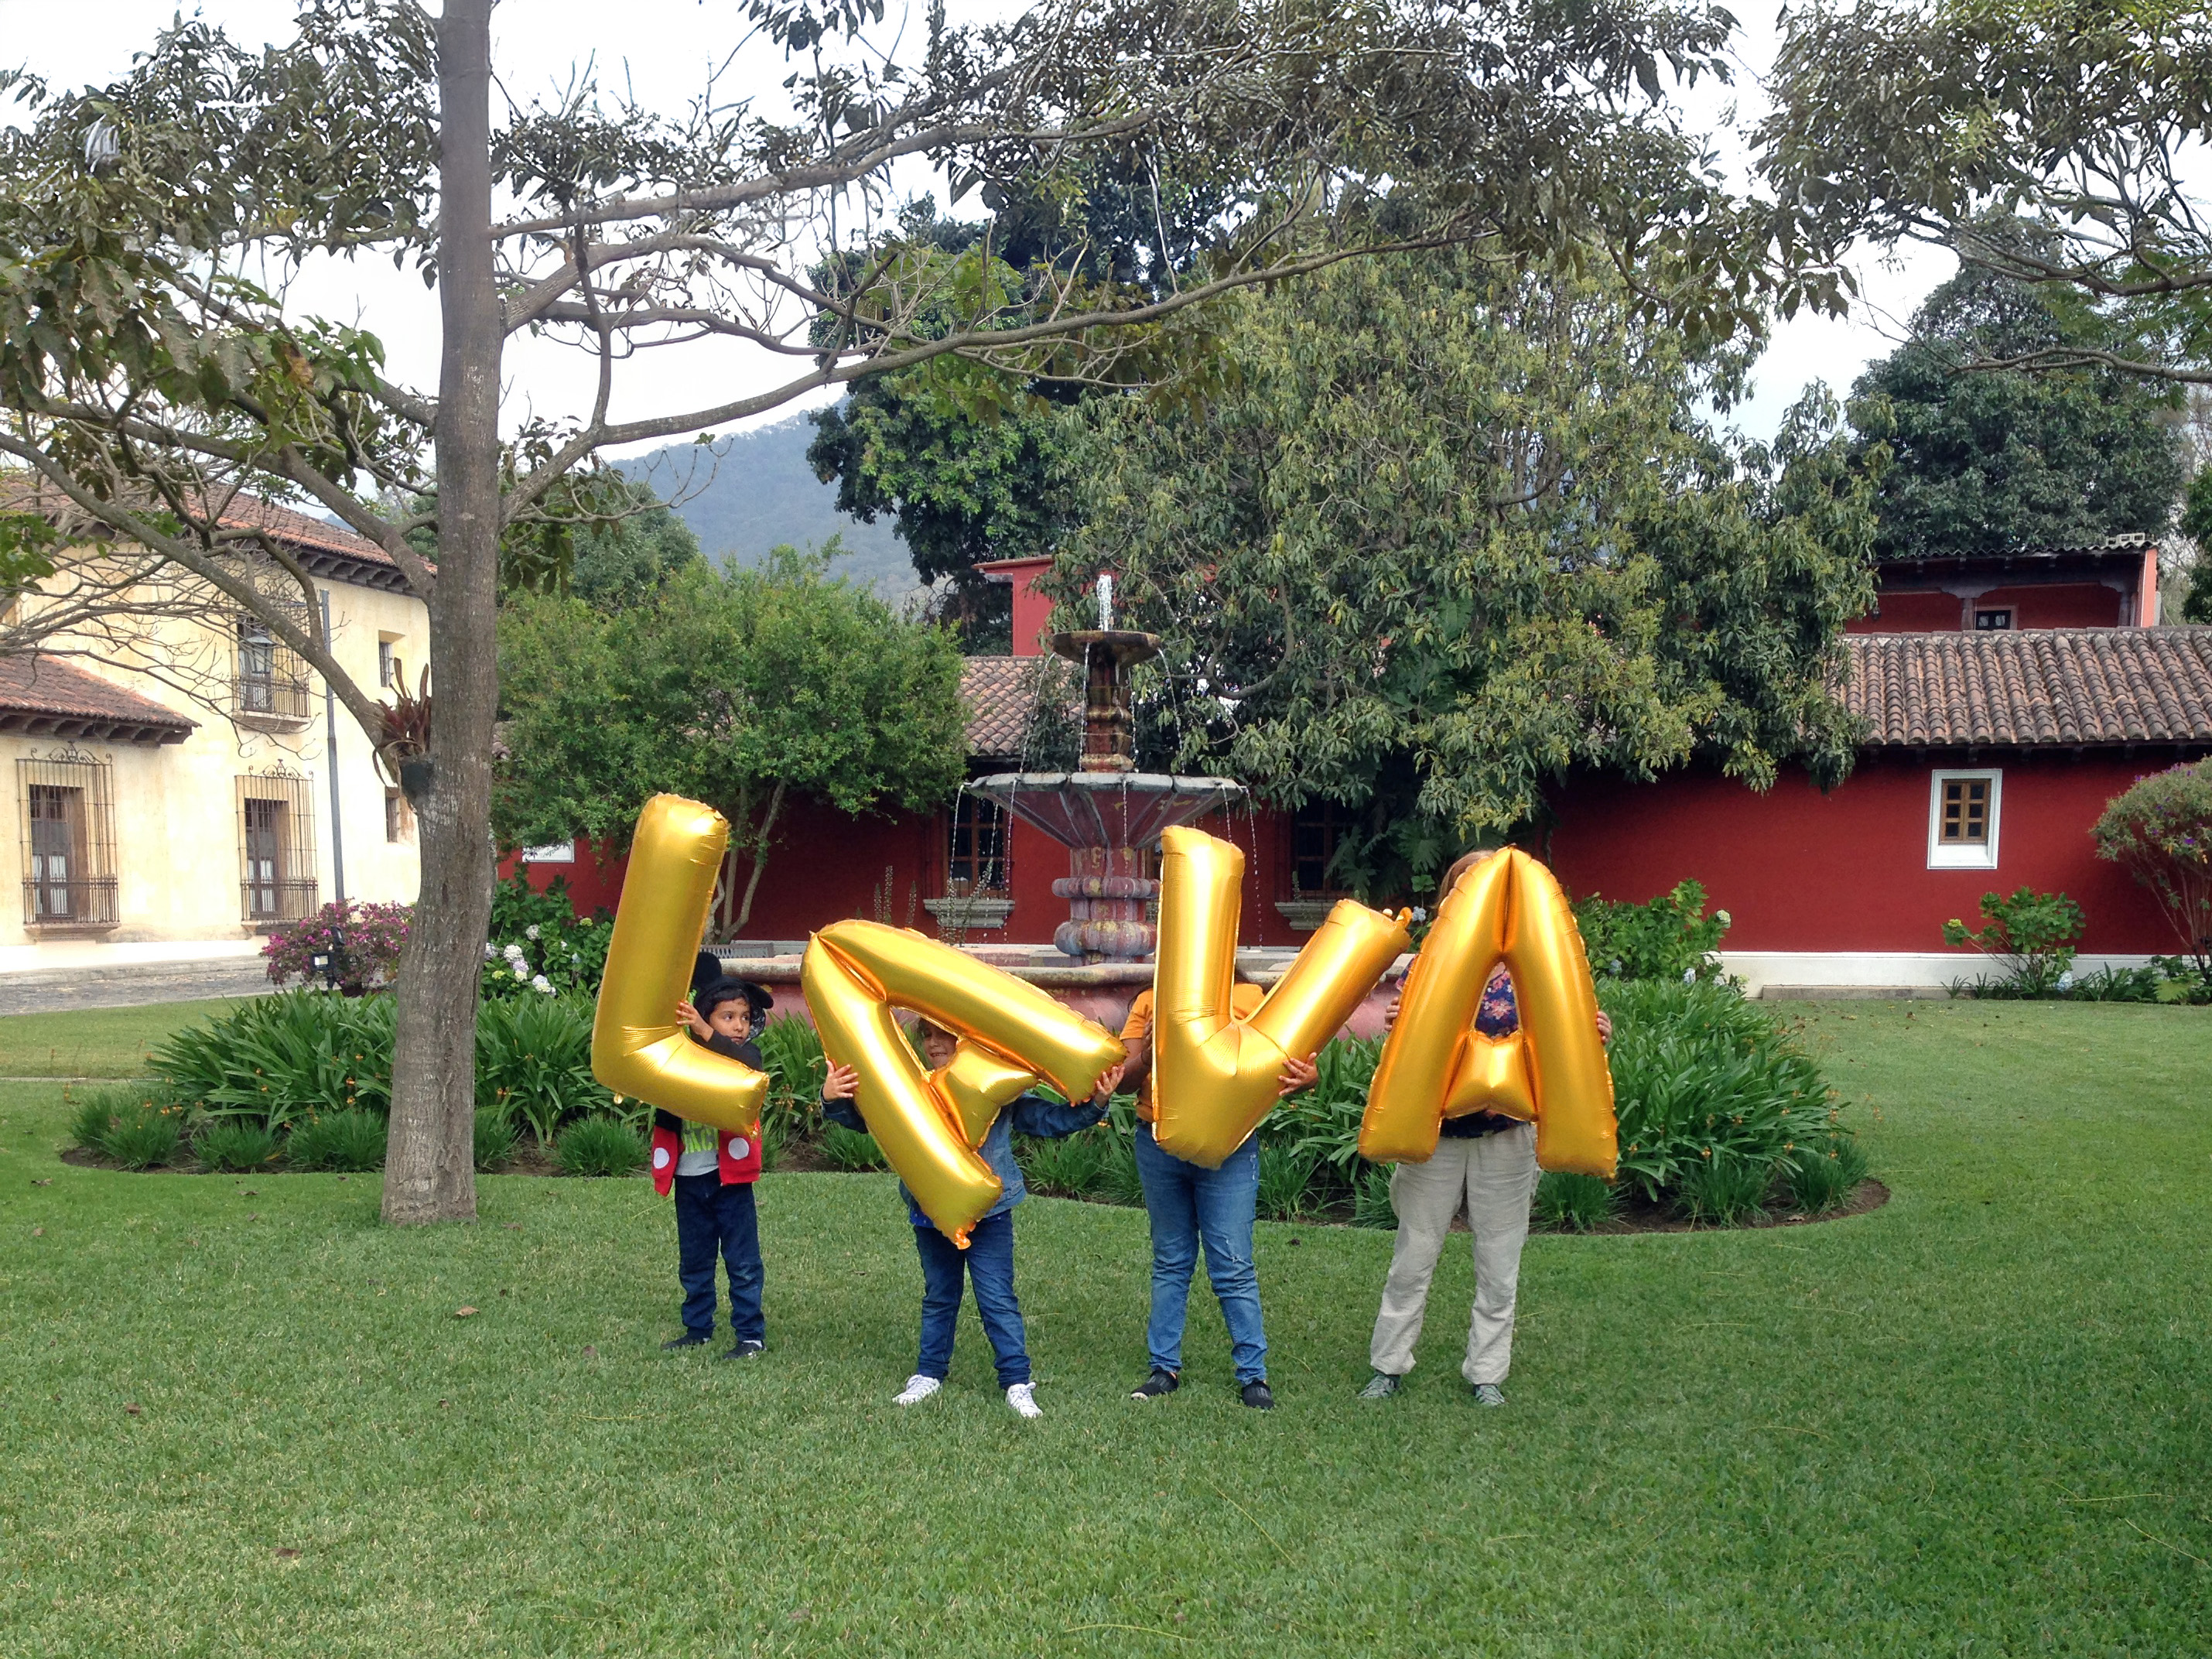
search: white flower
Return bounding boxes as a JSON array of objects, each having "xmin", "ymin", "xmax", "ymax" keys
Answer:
[
  {"xmin": 1683, "ymin": 967, "xmax": 1697, "ymax": 984},
  {"xmin": 525, "ymin": 924, "xmax": 541, "ymax": 940},
  {"xmin": 502, "ymin": 942, "xmax": 525, "ymax": 961},
  {"xmin": 1714, "ymin": 909, "xmax": 1732, "ymax": 928},
  {"xmin": 511, "ymin": 962, "xmax": 529, "ymax": 980},
  {"xmin": 1410, "ymin": 907, "xmax": 1428, "ymax": 923},
  {"xmin": 532, "ymin": 974, "xmax": 553, "ymax": 994},
  {"xmin": 483, "ymin": 943, "xmax": 496, "ymax": 960},
  {"xmin": 2056, "ymin": 970, "xmax": 2074, "ymax": 992}
]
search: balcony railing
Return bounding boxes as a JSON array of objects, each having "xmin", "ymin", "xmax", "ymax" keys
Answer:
[
  {"xmin": 22, "ymin": 875, "xmax": 120, "ymax": 928},
  {"xmin": 241, "ymin": 877, "xmax": 320, "ymax": 925},
  {"xmin": 238, "ymin": 669, "xmax": 312, "ymax": 722}
]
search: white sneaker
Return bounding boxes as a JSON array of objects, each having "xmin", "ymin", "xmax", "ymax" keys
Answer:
[
  {"xmin": 1005, "ymin": 1382, "xmax": 1042, "ymax": 1419},
  {"xmin": 892, "ymin": 1374, "xmax": 942, "ymax": 1407}
]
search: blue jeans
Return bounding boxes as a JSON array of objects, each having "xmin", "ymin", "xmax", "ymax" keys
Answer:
[
  {"xmin": 913, "ymin": 1209, "xmax": 1030, "ymax": 1387},
  {"xmin": 674, "ymin": 1175, "xmax": 764, "ymax": 1343},
  {"xmin": 1134, "ymin": 1124, "xmax": 1267, "ymax": 1384}
]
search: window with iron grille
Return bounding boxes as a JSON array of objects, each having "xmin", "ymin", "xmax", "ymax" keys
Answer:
[
  {"xmin": 378, "ymin": 637, "xmax": 403, "ymax": 689},
  {"xmin": 236, "ymin": 614, "xmax": 310, "ymax": 722},
  {"xmin": 1289, "ymin": 799, "xmax": 1353, "ymax": 895},
  {"xmin": 17, "ymin": 747, "xmax": 118, "ymax": 927},
  {"xmin": 237, "ymin": 766, "xmax": 319, "ymax": 922},
  {"xmin": 946, "ymin": 789, "xmax": 1008, "ymax": 896}
]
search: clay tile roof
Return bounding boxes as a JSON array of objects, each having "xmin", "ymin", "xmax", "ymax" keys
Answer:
[
  {"xmin": 217, "ymin": 495, "xmax": 397, "ymax": 568},
  {"xmin": 1843, "ymin": 628, "xmax": 2212, "ymax": 747},
  {"xmin": 961, "ymin": 655, "xmax": 1072, "ymax": 758},
  {"xmin": 0, "ymin": 655, "xmax": 196, "ymax": 744}
]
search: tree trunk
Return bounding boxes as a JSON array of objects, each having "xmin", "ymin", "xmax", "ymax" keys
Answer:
[{"xmin": 383, "ymin": 0, "xmax": 501, "ymax": 1225}]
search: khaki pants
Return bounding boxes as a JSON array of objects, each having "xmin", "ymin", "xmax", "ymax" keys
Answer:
[{"xmin": 1368, "ymin": 1123, "xmax": 1538, "ymax": 1386}]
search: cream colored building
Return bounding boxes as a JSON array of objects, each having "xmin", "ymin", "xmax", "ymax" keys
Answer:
[{"xmin": 0, "ymin": 500, "xmax": 425, "ymax": 974}]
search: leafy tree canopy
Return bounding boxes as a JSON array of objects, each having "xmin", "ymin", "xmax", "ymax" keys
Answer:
[
  {"xmin": 1757, "ymin": 0, "xmax": 2212, "ymax": 384},
  {"xmin": 1849, "ymin": 258, "xmax": 2187, "ymax": 559},
  {"xmin": 497, "ymin": 550, "xmax": 966, "ymax": 934},
  {"xmin": 562, "ymin": 479, "xmax": 704, "ymax": 611},
  {"xmin": 1052, "ymin": 248, "xmax": 1879, "ymax": 898}
]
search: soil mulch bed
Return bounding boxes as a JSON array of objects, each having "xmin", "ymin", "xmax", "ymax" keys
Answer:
[{"xmin": 56, "ymin": 1146, "xmax": 1890, "ymax": 1234}]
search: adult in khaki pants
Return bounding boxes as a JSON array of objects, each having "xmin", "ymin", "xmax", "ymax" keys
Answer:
[{"xmin": 1359, "ymin": 855, "xmax": 1609, "ymax": 1407}]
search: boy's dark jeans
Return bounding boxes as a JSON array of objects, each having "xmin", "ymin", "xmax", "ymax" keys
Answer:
[
  {"xmin": 913, "ymin": 1209, "xmax": 1029, "ymax": 1387},
  {"xmin": 675, "ymin": 1174, "xmax": 763, "ymax": 1343}
]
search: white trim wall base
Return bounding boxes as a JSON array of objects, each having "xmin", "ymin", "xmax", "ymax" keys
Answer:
[
  {"xmin": 0, "ymin": 938, "xmax": 266, "ymax": 977},
  {"xmin": 1720, "ymin": 950, "xmax": 2162, "ymax": 997}
]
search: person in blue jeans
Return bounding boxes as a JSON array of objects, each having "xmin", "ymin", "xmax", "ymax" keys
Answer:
[
  {"xmin": 821, "ymin": 1020, "xmax": 1123, "ymax": 1419},
  {"xmin": 1118, "ymin": 983, "xmax": 1319, "ymax": 1410}
]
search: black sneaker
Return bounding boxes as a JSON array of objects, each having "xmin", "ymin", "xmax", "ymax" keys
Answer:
[
  {"xmin": 1130, "ymin": 1368, "xmax": 1180, "ymax": 1400},
  {"xmin": 1240, "ymin": 1380, "xmax": 1276, "ymax": 1411},
  {"xmin": 661, "ymin": 1332, "xmax": 711, "ymax": 1351},
  {"xmin": 1357, "ymin": 1371, "xmax": 1402, "ymax": 1401},
  {"xmin": 720, "ymin": 1339, "xmax": 765, "ymax": 1361}
]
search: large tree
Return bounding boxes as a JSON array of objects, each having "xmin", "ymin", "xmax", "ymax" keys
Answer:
[
  {"xmin": 1851, "ymin": 260, "xmax": 2186, "ymax": 559},
  {"xmin": 1054, "ymin": 249, "xmax": 1878, "ymax": 898},
  {"xmin": 0, "ymin": 0, "xmax": 1824, "ymax": 1223},
  {"xmin": 498, "ymin": 552, "xmax": 966, "ymax": 932},
  {"xmin": 1756, "ymin": 0, "xmax": 2212, "ymax": 384}
]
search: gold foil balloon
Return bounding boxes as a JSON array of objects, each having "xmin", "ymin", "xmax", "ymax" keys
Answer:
[
  {"xmin": 590, "ymin": 794, "xmax": 769, "ymax": 1133},
  {"xmin": 1150, "ymin": 826, "xmax": 1410, "ymax": 1167},
  {"xmin": 802, "ymin": 919, "xmax": 1124, "ymax": 1246},
  {"xmin": 1361, "ymin": 850, "xmax": 1616, "ymax": 1176}
]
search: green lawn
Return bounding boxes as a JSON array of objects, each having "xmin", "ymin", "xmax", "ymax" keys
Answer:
[{"xmin": 2, "ymin": 999, "xmax": 2207, "ymax": 1657}]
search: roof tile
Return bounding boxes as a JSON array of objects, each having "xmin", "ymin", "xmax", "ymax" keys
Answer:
[
  {"xmin": 0, "ymin": 655, "xmax": 197, "ymax": 743},
  {"xmin": 1844, "ymin": 628, "xmax": 2212, "ymax": 747}
]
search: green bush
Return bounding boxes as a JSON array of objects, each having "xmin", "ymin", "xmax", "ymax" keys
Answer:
[
  {"xmin": 556, "ymin": 1116, "xmax": 645, "ymax": 1178},
  {"xmin": 1017, "ymin": 1125, "xmax": 1111, "ymax": 1198},
  {"xmin": 819, "ymin": 1120, "xmax": 888, "ymax": 1172},
  {"xmin": 2094, "ymin": 758, "xmax": 2212, "ymax": 982},
  {"xmin": 1350, "ymin": 1163, "xmax": 1397, "ymax": 1230},
  {"xmin": 1534, "ymin": 1170, "xmax": 1615, "ymax": 1232},
  {"xmin": 286, "ymin": 1110, "xmax": 388, "ymax": 1172},
  {"xmin": 1943, "ymin": 887, "xmax": 2085, "ymax": 995},
  {"xmin": 71, "ymin": 1087, "xmax": 185, "ymax": 1168},
  {"xmin": 477, "ymin": 995, "xmax": 610, "ymax": 1144},
  {"xmin": 1256, "ymin": 1142, "xmax": 1322, "ymax": 1221},
  {"xmin": 195, "ymin": 1121, "xmax": 281, "ymax": 1173},
  {"xmin": 1600, "ymin": 980, "xmax": 1852, "ymax": 1216},
  {"xmin": 756, "ymin": 1013, "xmax": 828, "ymax": 1158},
  {"xmin": 474, "ymin": 1107, "xmax": 518, "ymax": 1172},
  {"xmin": 1783, "ymin": 1134, "xmax": 1869, "ymax": 1214},
  {"xmin": 481, "ymin": 872, "xmax": 613, "ymax": 1001},
  {"xmin": 150, "ymin": 990, "xmax": 393, "ymax": 1131},
  {"xmin": 1574, "ymin": 879, "xmax": 1731, "ymax": 983},
  {"xmin": 1672, "ymin": 1148, "xmax": 1778, "ymax": 1225}
]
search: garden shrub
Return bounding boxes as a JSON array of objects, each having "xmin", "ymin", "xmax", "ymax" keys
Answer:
[
  {"xmin": 1783, "ymin": 1134, "xmax": 1868, "ymax": 1215},
  {"xmin": 1599, "ymin": 980, "xmax": 1851, "ymax": 1213},
  {"xmin": 151, "ymin": 991, "xmax": 393, "ymax": 1131},
  {"xmin": 819, "ymin": 1120, "xmax": 888, "ymax": 1172},
  {"xmin": 1534, "ymin": 1170, "xmax": 1615, "ymax": 1232},
  {"xmin": 481, "ymin": 872, "xmax": 611, "ymax": 1001},
  {"xmin": 286, "ymin": 1110, "xmax": 388, "ymax": 1172},
  {"xmin": 1017, "ymin": 1127, "xmax": 1110, "ymax": 1198},
  {"xmin": 1256, "ymin": 1142, "xmax": 1322, "ymax": 1221},
  {"xmin": 1671, "ymin": 1147, "xmax": 1777, "ymax": 1225},
  {"xmin": 72, "ymin": 1086, "xmax": 184, "ymax": 1168},
  {"xmin": 473, "ymin": 1107, "xmax": 518, "ymax": 1173},
  {"xmin": 1943, "ymin": 887, "xmax": 2084, "ymax": 996},
  {"xmin": 756, "ymin": 1013, "xmax": 828, "ymax": 1158},
  {"xmin": 556, "ymin": 1115, "xmax": 645, "ymax": 1178},
  {"xmin": 1350, "ymin": 1163, "xmax": 1396, "ymax": 1230},
  {"xmin": 2094, "ymin": 758, "xmax": 2212, "ymax": 983},
  {"xmin": 262, "ymin": 900, "xmax": 411, "ymax": 993},
  {"xmin": 1574, "ymin": 880, "xmax": 1731, "ymax": 982},
  {"xmin": 477, "ymin": 995, "xmax": 610, "ymax": 1144},
  {"xmin": 195, "ymin": 1121, "xmax": 281, "ymax": 1173}
]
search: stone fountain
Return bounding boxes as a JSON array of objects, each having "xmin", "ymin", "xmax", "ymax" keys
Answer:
[{"xmin": 969, "ymin": 581, "xmax": 1243, "ymax": 963}]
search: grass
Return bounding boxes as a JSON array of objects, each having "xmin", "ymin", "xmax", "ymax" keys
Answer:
[
  {"xmin": 1, "ymin": 998, "xmax": 2207, "ymax": 1655},
  {"xmin": 0, "ymin": 998, "xmax": 248, "ymax": 1080}
]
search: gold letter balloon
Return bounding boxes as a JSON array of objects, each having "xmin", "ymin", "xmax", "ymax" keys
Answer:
[
  {"xmin": 1360, "ymin": 850, "xmax": 1616, "ymax": 1177},
  {"xmin": 590, "ymin": 794, "xmax": 769, "ymax": 1133},
  {"xmin": 1150, "ymin": 826, "xmax": 1410, "ymax": 1167},
  {"xmin": 803, "ymin": 920, "xmax": 1124, "ymax": 1246}
]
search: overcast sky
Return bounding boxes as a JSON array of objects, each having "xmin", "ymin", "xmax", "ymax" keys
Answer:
[{"xmin": 2, "ymin": 1, "xmax": 1952, "ymax": 449}]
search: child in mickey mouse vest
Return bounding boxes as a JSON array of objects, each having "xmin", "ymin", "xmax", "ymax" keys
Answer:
[{"xmin": 652, "ymin": 977, "xmax": 774, "ymax": 1360}]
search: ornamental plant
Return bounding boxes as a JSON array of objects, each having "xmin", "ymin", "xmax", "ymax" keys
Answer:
[
  {"xmin": 1943, "ymin": 888, "xmax": 2086, "ymax": 996},
  {"xmin": 1574, "ymin": 880, "xmax": 1732, "ymax": 983},
  {"xmin": 480, "ymin": 873, "xmax": 611, "ymax": 1002},
  {"xmin": 262, "ymin": 901, "xmax": 412, "ymax": 994},
  {"xmin": 2094, "ymin": 760, "xmax": 2212, "ymax": 983}
]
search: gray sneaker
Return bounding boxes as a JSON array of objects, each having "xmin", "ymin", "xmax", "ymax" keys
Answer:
[
  {"xmin": 1357, "ymin": 1371, "xmax": 1402, "ymax": 1401},
  {"xmin": 1471, "ymin": 1382, "xmax": 1507, "ymax": 1407}
]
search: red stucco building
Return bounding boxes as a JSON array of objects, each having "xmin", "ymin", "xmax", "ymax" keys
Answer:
[{"xmin": 518, "ymin": 541, "xmax": 2212, "ymax": 993}]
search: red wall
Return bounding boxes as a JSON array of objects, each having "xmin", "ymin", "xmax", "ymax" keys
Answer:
[
  {"xmin": 508, "ymin": 796, "xmax": 1308, "ymax": 949},
  {"xmin": 1547, "ymin": 754, "xmax": 2190, "ymax": 955},
  {"xmin": 1847, "ymin": 590, "xmax": 1958, "ymax": 633},
  {"xmin": 1848, "ymin": 583, "xmax": 2126, "ymax": 633}
]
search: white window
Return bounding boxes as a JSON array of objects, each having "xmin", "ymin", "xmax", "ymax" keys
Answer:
[
  {"xmin": 521, "ymin": 843, "xmax": 576, "ymax": 864},
  {"xmin": 1928, "ymin": 769, "xmax": 2002, "ymax": 869}
]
